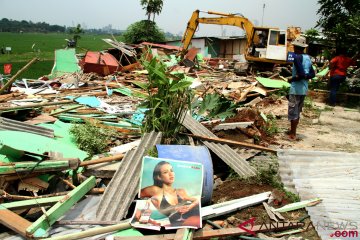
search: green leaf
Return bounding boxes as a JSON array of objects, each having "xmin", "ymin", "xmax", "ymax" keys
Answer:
[
  {"xmin": 212, "ymin": 110, "xmax": 235, "ymax": 119},
  {"xmin": 169, "ymin": 80, "xmax": 193, "ymax": 92},
  {"xmin": 199, "ymin": 94, "xmax": 220, "ymax": 114},
  {"xmin": 132, "ymin": 81, "xmax": 149, "ymax": 90}
]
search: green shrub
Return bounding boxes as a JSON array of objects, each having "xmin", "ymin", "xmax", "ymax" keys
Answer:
[
  {"xmin": 70, "ymin": 120, "xmax": 116, "ymax": 156},
  {"xmin": 139, "ymin": 52, "xmax": 193, "ymax": 141}
]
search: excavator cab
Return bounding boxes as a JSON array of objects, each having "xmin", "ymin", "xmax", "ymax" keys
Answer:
[{"xmin": 248, "ymin": 28, "xmax": 287, "ymax": 61}]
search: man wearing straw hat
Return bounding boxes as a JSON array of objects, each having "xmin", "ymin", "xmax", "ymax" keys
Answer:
[{"xmin": 287, "ymin": 36, "xmax": 315, "ymax": 141}]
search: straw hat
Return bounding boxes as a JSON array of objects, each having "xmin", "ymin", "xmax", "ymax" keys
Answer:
[{"xmin": 292, "ymin": 36, "xmax": 308, "ymax": 48}]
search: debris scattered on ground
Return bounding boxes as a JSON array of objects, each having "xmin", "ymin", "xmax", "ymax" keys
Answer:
[{"xmin": 0, "ymin": 37, "xmax": 358, "ymax": 240}]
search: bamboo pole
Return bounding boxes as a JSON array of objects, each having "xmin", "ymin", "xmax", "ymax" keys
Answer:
[
  {"xmin": 0, "ymin": 188, "xmax": 105, "ymax": 201},
  {"xmin": 50, "ymin": 105, "xmax": 83, "ymax": 116},
  {"xmin": 0, "ymin": 58, "xmax": 39, "ymax": 94},
  {"xmin": 79, "ymin": 154, "xmax": 124, "ymax": 167},
  {"xmin": 183, "ymin": 133, "xmax": 277, "ymax": 153},
  {"xmin": 42, "ymin": 221, "xmax": 131, "ymax": 240},
  {"xmin": 0, "ymin": 99, "xmax": 74, "ymax": 111}
]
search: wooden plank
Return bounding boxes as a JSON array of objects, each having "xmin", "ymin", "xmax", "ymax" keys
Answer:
[
  {"xmin": 0, "ymin": 196, "xmax": 63, "ymax": 210},
  {"xmin": 20, "ymin": 177, "xmax": 49, "ymax": 190},
  {"xmin": 263, "ymin": 202, "xmax": 278, "ymax": 222},
  {"xmin": 0, "ymin": 208, "xmax": 32, "ymax": 237},
  {"xmin": 26, "ymin": 176, "xmax": 96, "ymax": 238}
]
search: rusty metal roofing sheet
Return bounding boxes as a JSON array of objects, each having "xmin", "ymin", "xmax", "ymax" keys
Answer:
[
  {"xmin": 182, "ymin": 114, "xmax": 256, "ymax": 178},
  {"xmin": 84, "ymin": 51, "xmax": 119, "ymax": 66},
  {"xmin": 278, "ymin": 150, "xmax": 360, "ymax": 240},
  {"xmin": 0, "ymin": 117, "xmax": 54, "ymax": 138},
  {"xmin": 96, "ymin": 131, "xmax": 162, "ymax": 221}
]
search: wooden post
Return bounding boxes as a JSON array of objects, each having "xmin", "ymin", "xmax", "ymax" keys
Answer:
[{"xmin": 0, "ymin": 58, "xmax": 39, "ymax": 94}]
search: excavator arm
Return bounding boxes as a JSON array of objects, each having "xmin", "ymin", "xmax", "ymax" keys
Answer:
[{"xmin": 181, "ymin": 10, "xmax": 255, "ymax": 53}]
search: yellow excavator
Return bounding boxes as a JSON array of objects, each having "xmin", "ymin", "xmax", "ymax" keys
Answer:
[{"xmin": 181, "ymin": 10, "xmax": 301, "ymax": 66}]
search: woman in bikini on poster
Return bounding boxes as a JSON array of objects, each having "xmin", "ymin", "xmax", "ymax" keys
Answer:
[{"xmin": 140, "ymin": 161, "xmax": 201, "ymax": 228}]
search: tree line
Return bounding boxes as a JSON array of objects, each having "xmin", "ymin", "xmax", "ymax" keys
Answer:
[{"xmin": 0, "ymin": 18, "xmax": 66, "ymax": 33}]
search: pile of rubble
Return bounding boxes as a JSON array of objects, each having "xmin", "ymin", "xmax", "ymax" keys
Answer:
[{"xmin": 0, "ymin": 40, "xmax": 344, "ymax": 240}]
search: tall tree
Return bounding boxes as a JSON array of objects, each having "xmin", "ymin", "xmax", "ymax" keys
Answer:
[
  {"xmin": 140, "ymin": 0, "xmax": 163, "ymax": 22},
  {"xmin": 68, "ymin": 24, "xmax": 84, "ymax": 47},
  {"xmin": 317, "ymin": 0, "xmax": 360, "ymax": 53},
  {"xmin": 123, "ymin": 20, "xmax": 165, "ymax": 44}
]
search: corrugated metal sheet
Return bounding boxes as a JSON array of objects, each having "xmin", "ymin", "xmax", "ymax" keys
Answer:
[
  {"xmin": 96, "ymin": 131, "xmax": 162, "ymax": 221},
  {"xmin": 278, "ymin": 150, "xmax": 360, "ymax": 240},
  {"xmin": 0, "ymin": 117, "xmax": 54, "ymax": 138},
  {"xmin": 182, "ymin": 114, "xmax": 256, "ymax": 178}
]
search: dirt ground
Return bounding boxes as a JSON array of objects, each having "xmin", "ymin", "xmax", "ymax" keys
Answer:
[
  {"xmin": 273, "ymin": 99, "xmax": 360, "ymax": 152},
  {"xmin": 209, "ymin": 95, "xmax": 360, "ymax": 239}
]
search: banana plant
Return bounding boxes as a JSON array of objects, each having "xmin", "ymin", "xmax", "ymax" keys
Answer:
[{"xmin": 139, "ymin": 53, "xmax": 193, "ymax": 140}]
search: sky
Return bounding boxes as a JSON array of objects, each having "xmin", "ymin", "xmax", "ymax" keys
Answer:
[{"xmin": 0, "ymin": 0, "xmax": 320, "ymax": 36}]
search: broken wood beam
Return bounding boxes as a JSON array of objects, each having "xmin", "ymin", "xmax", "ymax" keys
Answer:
[
  {"xmin": 26, "ymin": 176, "xmax": 96, "ymax": 238},
  {"xmin": 0, "ymin": 99, "xmax": 75, "ymax": 112},
  {"xmin": 60, "ymin": 177, "xmax": 105, "ymax": 194},
  {"xmin": 3, "ymin": 173, "xmax": 40, "ymax": 181},
  {"xmin": 0, "ymin": 196, "xmax": 64, "ymax": 210},
  {"xmin": 79, "ymin": 154, "xmax": 125, "ymax": 167},
  {"xmin": 0, "ymin": 58, "xmax": 39, "ymax": 95},
  {"xmin": 49, "ymin": 105, "xmax": 83, "ymax": 116},
  {"xmin": 58, "ymin": 86, "xmax": 104, "ymax": 93},
  {"xmin": 263, "ymin": 202, "xmax": 278, "ymax": 222},
  {"xmin": 0, "ymin": 188, "xmax": 105, "ymax": 201},
  {"xmin": 0, "ymin": 159, "xmax": 79, "ymax": 175},
  {"xmin": 60, "ymin": 177, "xmax": 76, "ymax": 189},
  {"xmin": 0, "ymin": 92, "xmax": 23, "ymax": 103},
  {"xmin": 182, "ymin": 133, "xmax": 277, "ymax": 153},
  {"xmin": 42, "ymin": 221, "xmax": 131, "ymax": 240},
  {"xmin": 0, "ymin": 208, "xmax": 32, "ymax": 237},
  {"xmin": 56, "ymin": 220, "xmax": 121, "ymax": 225}
]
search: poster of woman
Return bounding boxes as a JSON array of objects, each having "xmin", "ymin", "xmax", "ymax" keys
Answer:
[{"xmin": 131, "ymin": 156, "xmax": 203, "ymax": 230}]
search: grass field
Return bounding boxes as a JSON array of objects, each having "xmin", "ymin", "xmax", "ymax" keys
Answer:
[{"xmin": 0, "ymin": 32, "xmax": 123, "ymax": 78}]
